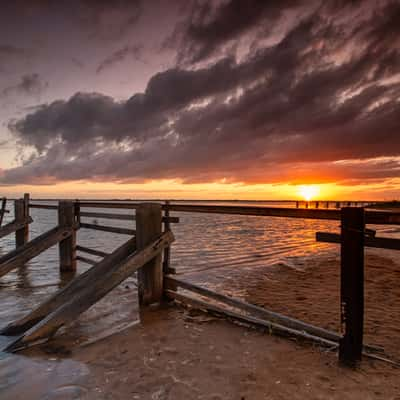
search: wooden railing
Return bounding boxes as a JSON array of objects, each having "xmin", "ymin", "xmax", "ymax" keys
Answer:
[
  {"xmin": 1, "ymin": 194, "xmax": 399, "ymax": 367},
  {"xmin": 1, "ymin": 201, "xmax": 175, "ymax": 352}
]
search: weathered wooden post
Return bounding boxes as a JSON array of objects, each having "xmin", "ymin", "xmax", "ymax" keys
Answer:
[
  {"xmin": 162, "ymin": 201, "xmax": 174, "ymax": 275},
  {"xmin": 339, "ymin": 207, "xmax": 365, "ymax": 367},
  {"xmin": 15, "ymin": 193, "xmax": 30, "ymax": 248},
  {"xmin": 0, "ymin": 197, "xmax": 6, "ymax": 226},
  {"xmin": 136, "ymin": 203, "xmax": 163, "ymax": 306},
  {"xmin": 58, "ymin": 201, "xmax": 77, "ymax": 273},
  {"xmin": 296, "ymin": 201, "xmax": 299, "ymax": 209}
]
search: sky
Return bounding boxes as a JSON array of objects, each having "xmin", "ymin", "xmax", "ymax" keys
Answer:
[{"xmin": 0, "ymin": 0, "xmax": 399, "ymax": 200}]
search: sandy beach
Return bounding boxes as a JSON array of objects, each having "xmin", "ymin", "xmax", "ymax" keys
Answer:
[{"xmin": 2, "ymin": 250, "xmax": 400, "ymax": 400}]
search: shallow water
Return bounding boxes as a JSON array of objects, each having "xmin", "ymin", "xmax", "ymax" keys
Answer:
[{"xmin": 0, "ymin": 200, "xmax": 399, "ymax": 398}]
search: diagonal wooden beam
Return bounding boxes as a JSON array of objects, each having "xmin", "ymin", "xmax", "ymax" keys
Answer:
[
  {"xmin": 5, "ymin": 230, "xmax": 174, "ymax": 352},
  {"xmin": 0, "ymin": 224, "xmax": 68, "ymax": 278},
  {"xmin": 0, "ymin": 217, "xmax": 33, "ymax": 240},
  {"xmin": 1, "ymin": 236, "xmax": 137, "ymax": 335}
]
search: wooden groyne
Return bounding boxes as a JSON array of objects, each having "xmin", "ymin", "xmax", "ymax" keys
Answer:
[{"xmin": 1, "ymin": 194, "xmax": 399, "ymax": 368}]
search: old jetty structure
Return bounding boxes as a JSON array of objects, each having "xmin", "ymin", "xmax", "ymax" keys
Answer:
[{"xmin": 0, "ymin": 194, "xmax": 400, "ymax": 368}]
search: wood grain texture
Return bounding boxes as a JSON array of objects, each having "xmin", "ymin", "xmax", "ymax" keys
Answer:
[{"xmin": 6, "ymin": 230, "xmax": 174, "ymax": 352}]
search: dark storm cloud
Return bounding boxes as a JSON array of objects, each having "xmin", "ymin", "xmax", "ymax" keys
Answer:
[
  {"xmin": 1, "ymin": 0, "xmax": 400, "ymax": 186},
  {"xmin": 97, "ymin": 45, "xmax": 144, "ymax": 74},
  {"xmin": 172, "ymin": 0, "xmax": 303, "ymax": 64}
]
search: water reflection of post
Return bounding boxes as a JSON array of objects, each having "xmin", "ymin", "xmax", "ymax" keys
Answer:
[{"xmin": 15, "ymin": 260, "xmax": 33, "ymax": 292}]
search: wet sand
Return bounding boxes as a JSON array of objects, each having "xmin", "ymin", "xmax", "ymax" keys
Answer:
[
  {"xmin": 2, "ymin": 251, "xmax": 400, "ymax": 399},
  {"xmin": 234, "ymin": 251, "xmax": 400, "ymax": 360}
]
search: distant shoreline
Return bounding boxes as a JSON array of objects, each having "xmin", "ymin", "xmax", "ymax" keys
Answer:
[{"xmin": 6, "ymin": 198, "xmax": 398, "ymax": 203}]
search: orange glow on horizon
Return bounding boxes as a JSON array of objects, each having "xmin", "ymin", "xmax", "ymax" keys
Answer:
[
  {"xmin": 298, "ymin": 185, "xmax": 320, "ymax": 201},
  {"xmin": 0, "ymin": 178, "xmax": 398, "ymax": 201}
]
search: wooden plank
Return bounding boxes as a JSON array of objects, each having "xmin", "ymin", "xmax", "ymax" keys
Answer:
[
  {"xmin": 58, "ymin": 201, "xmax": 76, "ymax": 273},
  {"xmin": 339, "ymin": 207, "xmax": 365, "ymax": 367},
  {"xmin": 80, "ymin": 222, "xmax": 136, "ymax": 235},
  {"xmin": 80, "ymin": 211, "xmax": 136, "ymax": 221},
  {"xmin": 0, "ymin": 217, "xmax": 33, "ymax": 240},
  {"xmin": 0, "ymin": 227, "xmax": 72, "ymax": 278},
  {"xmin": 137, "ymin": 203, "xmax": 163, "ymax": 305},
  {"xmin": 165, "ymin": 276, "xmax": 342, "ymax": 342},
  {"xmin": 29, "ymin": 204, "xmax": 58, "ymax": 210},
  {"xmin": 165, "ymin": 276, "xmax": 381, "ymax": 353},
  {"xmin": 162, "ymin": 204, "xmax": 400, "ymax": 225},
  {"xmin": 316, "ymin": 232, "xmax": 400, "ymax": 250},
  {"xmin": 167, "ymin": 290, "xmax": 337, "ymax": 348},
  {"xmin": 6, "ymin": 230, "xmax": 174, "ymax": 352},
  {"xmin": 1, "ymin": 237, "xmax": 137, "ymax": 335},
  {"xmin": 29, "ymin": 201, "xmax": 399, "ymax": 224},
  {"xmin": 76, "ymin": 255, "xmax": 97, "ymax": 266},
  {"xmin": 76, "ymin": 245, "xmax": 110, "ymax": 258},
  {"xmin": 78, "ymin": 201, "xmax": 141, "ymax": 209},
  {"xmin": 79, "ymin": 211, "xmax": 178, "ymax": 224}
]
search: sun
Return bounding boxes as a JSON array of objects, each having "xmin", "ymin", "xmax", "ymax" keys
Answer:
[{"xmin": 298, "ymin": 185, "xmax": 320, "ymax": 201}]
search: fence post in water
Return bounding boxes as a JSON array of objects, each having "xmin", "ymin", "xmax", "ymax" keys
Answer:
[
  {"xmin": 339, "ymin": 207, "xmax": 365, "ymax": 367},
  {"xmin": 0, "ymin": 197, "xmax": 6, "ymax": 226},
  {"xmin": 58, "ymin": 201, "xmax": 77, "ymax": 273},
  {"xmin": 136, "ymin": 203, "xmax": 163, "ymax": 306},
  {"xmin": 162, "ymin": 201, "xmax": 173, "ymax": 274},
  {"xmin": 15, "ymin": 194, "xmax": 29, "ymax": 248}
]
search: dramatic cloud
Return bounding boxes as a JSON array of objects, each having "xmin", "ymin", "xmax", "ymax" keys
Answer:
[
  {"xmin": 172, "ymin": 0, "xmax": 303, "ymax": 64},
  {"xmin": 1, "ymin": 0, "xmax": 400, "ymax": 187}
]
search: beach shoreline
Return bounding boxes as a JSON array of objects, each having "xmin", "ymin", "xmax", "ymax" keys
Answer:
[{"xmin": 1, "ymin": 251, "xmax": 400, "ymax": 399}]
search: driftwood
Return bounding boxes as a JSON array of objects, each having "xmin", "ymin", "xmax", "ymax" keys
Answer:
[
  {"xmin": 167, "ymin": 290, "xmax": 397, "ymax": 365},
  {"xmin": 317, "ymin": 232, "xmax": 400, "ymax": 251},
  {"xmin": 6, "ymin": 230, "xmax": 174, "ymax": 352},
  {"xmin": 0, "ymin": 217, "xmax": 33, "ymax": 240},
  {"xmin": 167, "ymin": 290, "xmax": 337, "ymax": 348},
  {"xmin": 80, "ymin": 222, "xmax": 136, "ymax": 236},
  {"xmin": 165, "ymin": 276, "xmax": 381, "ymax": 354},
  {"xmin": 0, "ymin": 226, "xmax": 71, "ymax": 278},
  {"xmin": 1, "ymin": 237, "xmax": 137, "ymax": 335}
]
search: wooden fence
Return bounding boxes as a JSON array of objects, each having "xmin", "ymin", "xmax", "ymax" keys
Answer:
[{"xmin": 1, "ymin": 195, "xmax": 399, "ymax": 368}]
